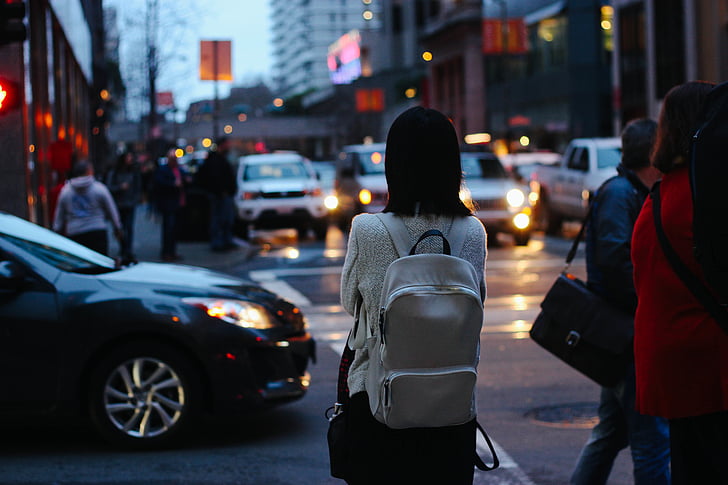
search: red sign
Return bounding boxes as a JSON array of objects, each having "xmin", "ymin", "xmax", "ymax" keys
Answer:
[
  {"xmin": 482, "ymin": 18, "xmax": 528, "ymax": 55},
  {"xmin": 355, "ymin": 88, "xmax": 384, "ymax": 112},
  {"xmin": 156, "ymin": 91, "xmax": 174, "ymax": 108}
]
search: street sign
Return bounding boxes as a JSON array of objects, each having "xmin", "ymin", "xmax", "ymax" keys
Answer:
[{"xmin": 200, "ymin": 40, "xmax": 232, "ymax": 81}]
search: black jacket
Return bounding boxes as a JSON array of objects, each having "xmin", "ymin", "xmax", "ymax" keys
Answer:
[
  {"xmin": 585, "ymin": 165, "xmax": 650, "ymax": 314},
  {"xmin": 196, "ymin": 152, "xmax": 237, "ymax": 197}
]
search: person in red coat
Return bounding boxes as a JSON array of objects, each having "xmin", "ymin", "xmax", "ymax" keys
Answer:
[{"xmin": 631, "ymin": 80, "xmax": 728, "ymax": 484}]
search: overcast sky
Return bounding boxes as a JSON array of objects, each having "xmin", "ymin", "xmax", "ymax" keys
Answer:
[{"xmin": 106, "ymin": 0, "xmax": 272, "ymax": 114}]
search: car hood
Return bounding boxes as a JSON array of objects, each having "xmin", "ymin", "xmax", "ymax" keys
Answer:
[
  {"xmin": 96, "ymin": 262, "xmax": 257, "ymax": 297},
  {"xmin": 464, "ymin": 178, "xmax": 526, "ymax": 198}
]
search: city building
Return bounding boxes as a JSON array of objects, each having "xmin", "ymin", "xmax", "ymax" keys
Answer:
[
  {"xmin": 270, "ymin": 0, "xmax": 382, "ymax": 98},
  {"xmin": 0, "ymin": 0, "xmax": 107, "ymax": 224},
  {"xmin": 612, "ymin": 0, "xmax": 728, "ymax": 130}
]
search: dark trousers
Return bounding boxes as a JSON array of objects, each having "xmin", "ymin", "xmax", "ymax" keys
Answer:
[
  {"xmin": 70, "ymin": 229, "xmax": 108, "ymax": 256},
  {"xmin": 345, "ymin": 391, "xmax": 476, "ymax": 485},
  {"xmin": 208, "ymin": 194, "xmax": 235, "ymax": 250},
  {"xmin": 160, "ymin": 208, "xmax": 178, "ymax": 258},
  {"xmin": 118, "ymin": 206, "xmax": 136, "ymax": 258},
  {"xmin": 669, "ymin": 410, "xmax": 728, "ymax": 485}
]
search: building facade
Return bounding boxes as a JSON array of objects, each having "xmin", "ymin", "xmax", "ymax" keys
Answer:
[
  {"xmin": 0, "ymin": 0, "xmax": 107, "ymax": 225},
  {"xmin": 270, "ymin": 0, "xmax": 383, "ymax": 97},
  {"xmin": 612, "ymin": 0, "xmax": 728, "ymax": 130}
]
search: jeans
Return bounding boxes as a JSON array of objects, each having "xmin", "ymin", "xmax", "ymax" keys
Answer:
[
  {"xmin": 208, "ymin": 194, "xmax": 235, "ymax": 250},
  {"xmin": 571, "ymin": 365, "xmax": 671, "ymax": 485}
]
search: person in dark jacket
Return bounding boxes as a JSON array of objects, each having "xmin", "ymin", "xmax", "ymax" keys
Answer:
[
  {"xmin": 196, "ymin": 137, "xmax": 238, "ymax": 251},
  {"xmin": 570, "ymin": 119, "xmax": 670, "ymax": 485},
  {"xmin": 106, "ymin": 151, "xmax": 142, "ymax": 261},
  {"xmin": 153, "ymin": 149, "xmax": 190, "ymax": 261}
]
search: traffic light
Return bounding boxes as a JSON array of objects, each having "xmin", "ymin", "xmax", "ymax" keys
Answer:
[
  {"xmin": 0, "ymin": 77, "xmax": 21, "ymax": 115},
  {"xmin": 0, "ymin": 1, "xmax": 27, "ymax": 45}
]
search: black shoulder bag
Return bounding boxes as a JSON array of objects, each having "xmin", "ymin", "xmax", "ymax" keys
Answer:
[{"xmin": 530, "ymin": 201, "xmax": 635, "ymax": 387}]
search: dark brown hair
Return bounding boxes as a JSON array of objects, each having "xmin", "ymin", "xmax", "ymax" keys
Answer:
[
  {"xmin": 651, "ymin": 81, "xmax": 714, "ymax": 173},
  {"xmin": 383, "ymin": 107, "xmax": 471, "ymax": 216}
]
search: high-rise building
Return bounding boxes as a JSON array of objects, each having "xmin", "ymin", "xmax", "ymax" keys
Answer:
[{"xmin": 270, "ymin": 0, "xmax": 382, "ymax": 97}]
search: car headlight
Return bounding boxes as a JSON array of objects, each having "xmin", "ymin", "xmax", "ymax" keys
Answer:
[
  {"xmin": 324, "ymin": 194, "xmax": 339, "ymax": 210},
  {"xmin": 506, "ymin": 188, "xmax": 526, "ymax": 208},
  {"xmin": 182, "ymin": 298, "xmax": 276, "ymax": 329},
  {"xmin": 359, "ymin": 189, "xmax": 372, "ymax": 205}
]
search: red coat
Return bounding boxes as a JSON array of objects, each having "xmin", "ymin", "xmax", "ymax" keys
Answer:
[{"xmin": 632, "ymin": 166, "xmax": 728, "ymax": 419}]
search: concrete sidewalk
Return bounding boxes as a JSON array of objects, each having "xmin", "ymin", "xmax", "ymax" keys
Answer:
[{"xmin": 110, "ymin": 204, "xmax": 257, "ymax": 272}]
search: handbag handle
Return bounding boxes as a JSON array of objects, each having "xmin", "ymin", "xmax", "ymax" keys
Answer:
[
  {"xmin": 409, "ymin": 229, "xmax": 451, "ymax": 255},
  {"xmin": 474, "ymin": 420, "xmax": 500, "ymax": 471}
]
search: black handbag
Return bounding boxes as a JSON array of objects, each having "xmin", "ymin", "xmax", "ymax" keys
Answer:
[
  {"xmin": 325, "ymin": 298, "xmax": 361, "ymax": 480},
  {"xmin": 529, "ymin": 204, "xmax": 634, "ymax": 388}
]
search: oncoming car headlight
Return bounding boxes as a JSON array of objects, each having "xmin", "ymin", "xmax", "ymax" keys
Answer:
[
  {"xmin": 182, "ymin": 298, "xmax": 276, "ymax": 329},
  {"xmin": 506, "ymin": 188, "xmax": 526, "ymax": 208}
]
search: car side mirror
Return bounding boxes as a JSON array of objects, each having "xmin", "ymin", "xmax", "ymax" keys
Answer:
[{"xmin": 0, "ymin": 260, "xmax": 26, "ymax": 292}]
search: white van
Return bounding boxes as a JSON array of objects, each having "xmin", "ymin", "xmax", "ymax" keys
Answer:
[
  {"xmin": 333, "ymin": 143, "xmax": 387, "ymax": 229},
  {"xmin": 235, "ymin": 152, "xmax": 328, "ymax": 240}
]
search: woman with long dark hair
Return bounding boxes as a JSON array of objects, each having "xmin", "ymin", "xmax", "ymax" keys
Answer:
[
  {"xmin": 340, "ymin": 107, "xmax": 487, "ymax": 484},
  {"xmin": 631, "ymin": 80, "xmax": 728, "ymax": 484}
]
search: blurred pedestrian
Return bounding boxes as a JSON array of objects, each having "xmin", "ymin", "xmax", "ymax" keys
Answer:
[
  {"xmin": 340, "ymin": 107, "xmax": 487, "ymax": 485},
  {"xmin": 52, "ymin": 160, "xmax": 122, "ymax": 256},
  {"xmin": 570, "ymin": 118, "xmax": 670, "ymax": 485},
  {"xmin": 196, "ymin": 136, "xmax": 238, "ymax": 251},
  {"xmin": 106, "ymin": 151, "xmax": 142, "ymax": 262},
  {"xmin": 631, "ymin": 80, "xmax": 728, "ymax": 485},
  {"xmin": 153, "ymin": 149, "xmax": 189, "ymax": 262}
]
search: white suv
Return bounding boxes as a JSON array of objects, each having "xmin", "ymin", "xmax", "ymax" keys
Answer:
[{"xmin": 235, "ymin": 152, "xmax": 328, "ymax": 240}]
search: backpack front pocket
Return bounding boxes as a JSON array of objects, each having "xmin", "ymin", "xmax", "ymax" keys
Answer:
[{"xmin": 382, "ymin": 367, "xmax": 476, "ymax": 429}]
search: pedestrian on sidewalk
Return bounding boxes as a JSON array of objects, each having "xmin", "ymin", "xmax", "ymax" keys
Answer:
[
  {"xmin": 339, "ymin": 107, "xmax": 487, "ymax": 485},
  {"xmin": 52, "ymin": 160, "xmax": 123, "ymax": 256},
  {"xmin": 632, "ymin": 80, "xmax": 728, "ymax": 485},
  {"xmin": 196, "ymin": 136, "xmax": 238, "ymax": 251},
  {"xmin": 106, "ymin": 151, "xmax": 142, "ymax": 262},
  {"xmin": 153, "ymin": 149, "xmax": 190, "ymax": 262},
  {"xmin": 570, "ymin": 118, "xmax": 670, "ymax": 485}
]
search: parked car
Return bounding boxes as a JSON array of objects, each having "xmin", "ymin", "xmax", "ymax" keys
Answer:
[
  {"xmin": 333, "ymin": 142, "xmax": 388, "ymax": 229},
  {"xmin": 235, "ymin": 152, "xmax": 328, "ymax": 240},
  {"xmin": 0, "ymin": 212, "xmax": 315, "ymax": 449},
  {"xmin": 530, "ymin": 138, "xmax": 621, "ymax": 234},
  {"xmin": 460, "ymin": 152, "xmax": 534, "ymax": 246}
]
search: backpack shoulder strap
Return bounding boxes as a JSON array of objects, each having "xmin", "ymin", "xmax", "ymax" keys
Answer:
[
  {"xmin": 375, "ymin": 213, "xmax": 411, "ymax": 258},
  {"xmin": 446, "ymin": 216, "xmax": 471, "ymax": 258}
]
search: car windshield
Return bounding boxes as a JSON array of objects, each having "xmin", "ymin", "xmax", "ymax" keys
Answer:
[
  {"xmin": 0, "ymin": 215, "xmax": 117, "ymax": 274},
  {"xmin": 461, "ymin": 155, "xmax": 508, "ymax": 179},
  {"xmin": 596, "ymin": 147, "xmax": 622, "ymax": 169},
  {"xmin": 244, "ymin": 161, "xmax": 308, "ymax": 181},
  {"xmin": 357, "ymin": 150, "xmax": 386, "ymax": 175}
]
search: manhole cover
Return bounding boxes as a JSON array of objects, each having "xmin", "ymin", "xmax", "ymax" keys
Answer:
[{"xmin": 526, "ymin": 402, "xmax": 599, "ymax": 429}]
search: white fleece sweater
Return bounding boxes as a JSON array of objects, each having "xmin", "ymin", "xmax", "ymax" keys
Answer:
[{"xmin": 340, "ymin": 212, "xmax": 487, "ymax": 396}]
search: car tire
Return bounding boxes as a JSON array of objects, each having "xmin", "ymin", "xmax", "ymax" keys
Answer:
[
  {"xmin": 234, "ymin": 220, "xmax": 250, "ymax": 240},
  {"xmin": 312, "ymin": 219, "xmax": 328, "ymax": 241},
  {"xmin": 539, "ymin": 196, "xmax": 562, "ymax": 235},
  {"xmin": 513, "ymin": 232, "xmax": 531, "ymax": 246},
  {"xmin": 88, "ymin": 342, "xmax": 201, "ymax": 450},
  {"xmin": 296, "ymin": 225, "xmax": 309, "ymax": 241}
]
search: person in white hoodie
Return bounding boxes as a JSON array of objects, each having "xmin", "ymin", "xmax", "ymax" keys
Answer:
[{"xmin": 53, "ymin": 160, "xmax": 122, "ymax": 256}]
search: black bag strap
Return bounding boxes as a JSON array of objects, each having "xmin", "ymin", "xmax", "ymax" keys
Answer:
[
  {"xmin": 336, "ymin": 295, "xmax": 362, "ymax": 405},
  {"xmin": 474, "ymin": 420, "xmax": 500, "ymax": 471},
  {"xmin": 651, "ymin": 182, "xmax": 728, "ymax": 335},
  {"xmin": 565, "ymin": 201, "xmax": 594, "ymax": 267}
]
